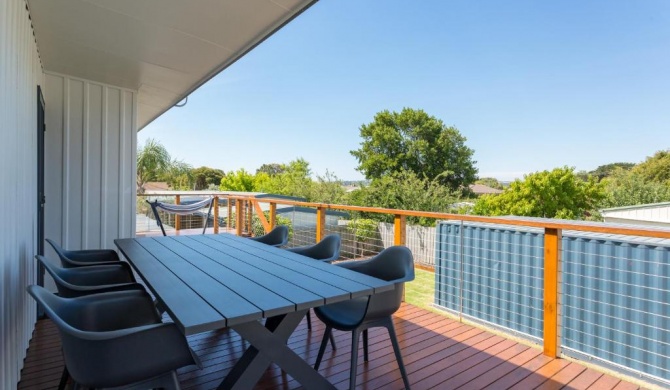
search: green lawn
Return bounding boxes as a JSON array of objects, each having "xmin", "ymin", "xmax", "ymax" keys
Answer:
[{"xmin": 404, "ymin": 268, "xmax": 442, "ymax": 313}]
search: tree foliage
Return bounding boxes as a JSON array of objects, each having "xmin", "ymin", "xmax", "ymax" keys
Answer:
[
  {"xmin": 164, "ymin": 159, "xmax": 193, "ymax": 190},
  {"xmin": 350, "ymin": 108, "xmax": 477, "ymax": 191},
  {"xmin": 602, "ymin": 168, "xmax": 670, "ymax": 208},
  {"xmin": 256, "ymin": 163, "xmax": 286, "ymax": 176},
  {"xmin": 136, "ymin": 138, "xmax": 171, "ymax": 193},
  {"xmin": 589, "ymin": 162, "xmax": 635, "ymax": 181},
  {"xmin": 348, "ymin": 170, "xmax": 459, "ymax": 225},
  {"xmin": 192, "ymin": 166, "xmax": 225, "ymax": 190},
  {"xmin": 219, "ymin": 169, "xmax": 255, "ymax": 192},
  {"xmin": 472, "ymin": 167, "xmax": 606, "ymax": 220},
  {"xmin": 632, "ymin": 150, "xmax": 670, "ymax": 185}
]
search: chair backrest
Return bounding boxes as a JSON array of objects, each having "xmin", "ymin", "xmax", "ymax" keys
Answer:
[
  {"xmin": 37, "ymin": 255, "xmax": 87, "ymax": 298},
  {"xmin": 45, "ymin": 238, "xmax": 120, "ymax": 267},
  {"xmin": 288, "ymin": 234, "xmax": 341, "ymax": 262},
  {"xmin": 341, "ymin": 246, "xmax": 415, "ymax": 321},
  {"xmin": 147, "ymin": 197, "xmax": 215, "ymax": 236},
  {"xmin": 249, "ymin": 225, "xmax": 289, "ymax": 247}
]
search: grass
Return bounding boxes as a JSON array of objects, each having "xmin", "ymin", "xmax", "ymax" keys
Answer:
[{"xmin": 404, "ymin": 268, "xmax": 444, "ymax": 314}]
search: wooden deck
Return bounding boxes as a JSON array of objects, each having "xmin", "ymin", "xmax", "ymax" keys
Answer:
[{"xmin": 18, "ymin": 303, "xmax": 642, "ymax": 390}]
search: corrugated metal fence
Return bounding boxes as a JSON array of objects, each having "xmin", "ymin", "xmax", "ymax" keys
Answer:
[{"xmin": 434, "ymin": 220, "xmax": 670, "ymax": 386}]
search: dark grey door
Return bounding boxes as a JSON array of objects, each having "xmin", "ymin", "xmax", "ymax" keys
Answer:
[{"xmin": 37, "ymin": 86, "xmax": 45, "ymax": 287}]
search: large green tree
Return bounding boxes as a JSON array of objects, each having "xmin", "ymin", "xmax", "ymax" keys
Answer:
[
  {"xmin": 254, "ymin": 158, "xmax": 314, "ymax": 199},
  {"xmin": 256, "ymin": 163, "xmax": 286, "ymax": 176},
  {"xmin": 350, "ymin": 108, "xmax": 477, "ymax": 191},
  {"xmin": 589, "ymin": 162, "xmax": 635, "ymax": 181},
  {"xmin": 192, "ymin": 166, "xmax": 225, "ymax": 190},
  {"xmin": 219, "ymin": 169, "xmax": 255, "ymax": 192},
  {"xmin": 602, "ymin": 168, "xmax": 670, "ymax": 208},
  {"xmin": 472, "ymin": 167, "xmax": 606, "ymax": 220},
  {"xmin": 632, "ymin": 150, "xmax": 670, "ymax": 185},
  {"xmin": 136, "ymin": 138, "xmax": 171, "ymax": 194}
]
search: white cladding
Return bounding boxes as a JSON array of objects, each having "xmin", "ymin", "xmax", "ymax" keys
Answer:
[
  {"xmin": 43, "ymin": 73, "xmax": 137, "ymax": 289},
  {"xmin": 0, "ymin": 0, "xmax": 43, "ymax": 387},
  {"xmin": 601, "ymin": 203, "xmax": 670, "ymax": 228}
]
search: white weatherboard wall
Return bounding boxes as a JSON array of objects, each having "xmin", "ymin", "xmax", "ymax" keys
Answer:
[
  {"xmin": 0, "ymin": 0, "xmax": 43, "ymax": 387},
  {"xmin": 43, "ymin": 73, "xmax": 138, "ymax": 290}
]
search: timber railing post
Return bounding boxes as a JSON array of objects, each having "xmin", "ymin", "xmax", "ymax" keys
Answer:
[
  {"xmin": 227, "ymin": 196, "xmax": 232, "ymax": 232},
  {"xmin": 269, "ymin": 202, "xmax": 276, "ymax": 230},
  {"xmin": 543, "ymin": 228, "xmax": 562, "ymax": 357},
  {"xmin": 175, "ymin": 195, "xmax": 181, "ymax": 232},
  {"xmin": 394, "ymin": 214, "xmax": 406, "ymax": 246},
  {"xmin": 246, "ymin": 200, "xmax": 253, "ymax": 235},
  {"xmin": 316, "ymin": 206, "xmax": 326, "ymax": 242},
  {"xmin": 213, "ymin": 196, "xmax": 219, "ymax": 234},
  {"xmin": 235, "ymin": 199, "xmax": 243, "ymax": 236}
]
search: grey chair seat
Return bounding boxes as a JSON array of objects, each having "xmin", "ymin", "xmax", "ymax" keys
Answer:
[
  {"xmin": 27, "ymin": 285, "xmax": 200, "ymax": 389},
  {"xmin": 46, "ymin": 238, "xmax": 121, "ymax": 268}
]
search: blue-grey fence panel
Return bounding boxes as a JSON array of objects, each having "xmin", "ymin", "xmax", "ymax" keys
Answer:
[
  {"xmin": 562, "ymin": 235, "xmax": 670, "ymax": 383},
  {"xmin": 434, "ymin": 221, "xmax": 544, "ymax": 340}
]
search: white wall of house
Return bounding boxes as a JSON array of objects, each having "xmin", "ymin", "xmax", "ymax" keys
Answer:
[
  {"xmin": 0, "ymin": 0, "xmax": 44, "ymax": 387},
  {"xmin": 602, "ymin": 203, "xmax": 670, "ymax": 229},
  {"xmin": 43, "ymin": 73, "xmax": 138, "ymax": 290}
]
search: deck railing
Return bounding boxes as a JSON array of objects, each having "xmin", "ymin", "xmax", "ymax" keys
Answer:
[{"xmin": 136, "ymin": 191, "xmax": 670, "ymax": 387}]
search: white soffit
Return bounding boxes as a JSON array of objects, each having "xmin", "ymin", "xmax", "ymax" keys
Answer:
[{"xmin": 27, "ymin": 0, "xmax": 317, "ymax": 129}]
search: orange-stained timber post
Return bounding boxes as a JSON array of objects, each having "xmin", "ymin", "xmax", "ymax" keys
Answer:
[
  {"xmin": 175, "ymin": 195, "xmax": 181, "ymax": 231},
  {"xmin": 213, "ymin": 197, "xmax": 219, "ymax": 234},
  {"xmin": 227, "ymin": 197, "xmax": 232, "ymax": 232},
  {"xmin": 246, "ymin": 200, "xmax": 253, "ymax": 235},
  {"xmin": 543, "ymin": 228, "xmax": 561, "ymax": 357},
  {"xmin": 394, "ymin": 214, "xmax": 406, "ymax": 246},
  {"xmin": 235, "ymin": 199, "xmax": 243, "ymax": 236},
  {"xmin": 316, "ymin": 207, "xmax": 326, "ymax": 242},
  {"xmin": 269, "ymin": 203, "xmax": 276, "ymax": 230}
]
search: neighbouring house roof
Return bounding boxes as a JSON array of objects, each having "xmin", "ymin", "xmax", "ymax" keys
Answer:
[
  {"xmin": 600, "ymin": 202, "xmax": 670, "ymax": 227},
  {"xmin": 469, "ymin": 184, "xmax": 503, "ymax": 195},
  {"xmin": 27, "ymin": 0, "xmax": 318, "ymax": 129},
  {"xmin": 143, "ymin": 182, "xmax": 170, "ymax": 191}
]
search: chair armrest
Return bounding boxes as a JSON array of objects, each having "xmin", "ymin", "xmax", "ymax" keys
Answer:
[
  {"xmin": 64, "ymin": 264, "xmax": 135, "ymax": 285},
  {"xmin": 67, "ymin": 249, "xmax": 120, "ymax": 263},
  {"xmin": 67, "ymin": 291, "xmax": 161, "ymax": 330}
]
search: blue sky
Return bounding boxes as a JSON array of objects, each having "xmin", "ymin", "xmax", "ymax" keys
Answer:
[{"xmin": 138, "ymin": 0, "xmax": 670, "ymax": 181}]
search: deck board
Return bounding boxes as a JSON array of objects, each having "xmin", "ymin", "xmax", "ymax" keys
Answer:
[{"xmin": 18, "ymin": 303, "xmax": 639, "ymax": 390}]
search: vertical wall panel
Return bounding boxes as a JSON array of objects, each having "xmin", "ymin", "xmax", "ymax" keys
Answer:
[
  {"xmin": 0, "ymin": 0, "xmax": 43, "ymax": 388},
  {"xmin": 43, "ymin": 73, "xmax": 137, "ymax": 286}
]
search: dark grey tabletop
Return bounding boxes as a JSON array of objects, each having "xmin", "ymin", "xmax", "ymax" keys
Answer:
[{"xmin": 115, "ymin": 233, "xmax": 393, "ymax": 335}]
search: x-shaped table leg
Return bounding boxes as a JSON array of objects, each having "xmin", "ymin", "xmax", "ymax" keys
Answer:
[{"xmin": 218, "ymin": 309, "xmax": 335, "ymax": 390}]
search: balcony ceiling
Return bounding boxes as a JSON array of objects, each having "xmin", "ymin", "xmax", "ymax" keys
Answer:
[{"xmin": 27, "ymin": 0, "xmax": 317, "ymax": 129}]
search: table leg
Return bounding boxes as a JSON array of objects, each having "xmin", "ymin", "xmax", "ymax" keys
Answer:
[{"xmin": 219, "ymin": 310, "xmax": 335, "ymax": 390}]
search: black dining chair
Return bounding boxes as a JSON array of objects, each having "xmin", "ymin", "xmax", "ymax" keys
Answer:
[
  {"xmin": 285, "ymin": 234, "xmax": 341, "ymax": 349},
  {"xmin": 286, "ymin": 234, "xmax": 341, "ymax": 262},
  {"xmin": 46, "ymin": 238, "xmax": 122, "ymax": 267},
  {"xmin": 249, "ymin": 225, "xmax": 289, "ymax": 247},
  {"xmin": 37, "ymin": 255, "xmax": 143, "ymax": 298},
  {"xmin": 27, "ymin": 285, "xmax": 199, "ymax": 390},
  {"xmin": 313, "ymin": 246, "xmax": 415, "ymax": 390}
]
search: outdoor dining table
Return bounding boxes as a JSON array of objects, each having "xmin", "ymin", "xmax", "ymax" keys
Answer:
[{"xmin": 115, "ymin": 233, "xmax": 394, "ymax": 390}]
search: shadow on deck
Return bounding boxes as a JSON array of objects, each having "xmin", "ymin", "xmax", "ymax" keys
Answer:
[{"xmin": 18, "ymin": 303, "xmax": 640, "ymax": 390}]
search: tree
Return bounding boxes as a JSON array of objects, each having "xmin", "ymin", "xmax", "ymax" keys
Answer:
[
  {"xmin": 310, "ymin": 170, "xmax": 346, "ymax": 204},
  {"xmin": 164, "ymin": 159, "xmax": 193, "ymax": 190},
  {"xmin": 350, "ymin": 108, "xmax": 477, "ymax": 191},
  {"xmin": 136, "ymin": 138, "xmax": 171, "ymax": 194},
  {"xmin": 348, "ymin": 170, "xmax": 459, "ymax": 226},
  {"xmin": 475, "ymin": 177, "xmax": 503, "ymax": 190},
  {"xmin": 589, "ymin": 162, "xmax": 635, "ymax": 181},
  {"xmin": 254, "ymin": 158, "xmax": 314, "ymax": 200},
  {"xmin": 219, "ymin": 169, "xmax": 256, "ymax": 192},
  {"xmin": 192, "ymin": 166, "xmax": 225, "ymax": 190},
  {"xmin": 632, "ymin": 150, "xmax": 670, "ymax": 185},
  {"xmin": 602, "ymin": 168, "xmax": 670, "ymax": 208},
  {"xmin": 256, "ymin": 163, "xmax": 286, "ymax": 176},
  {"xmin": 472, "ymin": 167, "xmax": 606, "ymax": 220}
]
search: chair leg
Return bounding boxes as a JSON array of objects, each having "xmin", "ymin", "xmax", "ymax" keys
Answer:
[
  {"xmin": 329, "ymin": 330, "xmax": 337, "ymax": 351},
  {"xmin": 57, "ymin": 365, "xmax": 68, "ymax": 390},
  {"xmin": 363, "ymin": 329, "xmax": 370, "ymax": 361},
  {"xmin": 349, "ymin": 330, "xmax": 361, "ymax": 390},
  {"xmin": 386, "ymin": 319, "xmax": 411, "ymax": 390},
  {"xmin": 306, "ymin": 309, "xmax": 312, "ymax": 330},
  {"xmin": 314, "ymin": 325, "xmax": 332, "ymax": 370}
]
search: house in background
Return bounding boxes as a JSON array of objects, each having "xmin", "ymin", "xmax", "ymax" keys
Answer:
[
  {"xmin": 468, "ymin": 183, "xmax": 503, "ymax": 196},
  {"xmin": 0, "ymin": 1, "xmax": 317, "ymax": 387},
  {"xmin": 601, "ymin": 202, "xmax": 670, "ymax": 229}
]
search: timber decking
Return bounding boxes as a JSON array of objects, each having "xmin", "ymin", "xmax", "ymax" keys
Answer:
[{"xmin": 18, "ymin": 303, "xmax": 642, "ymax": 390}]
